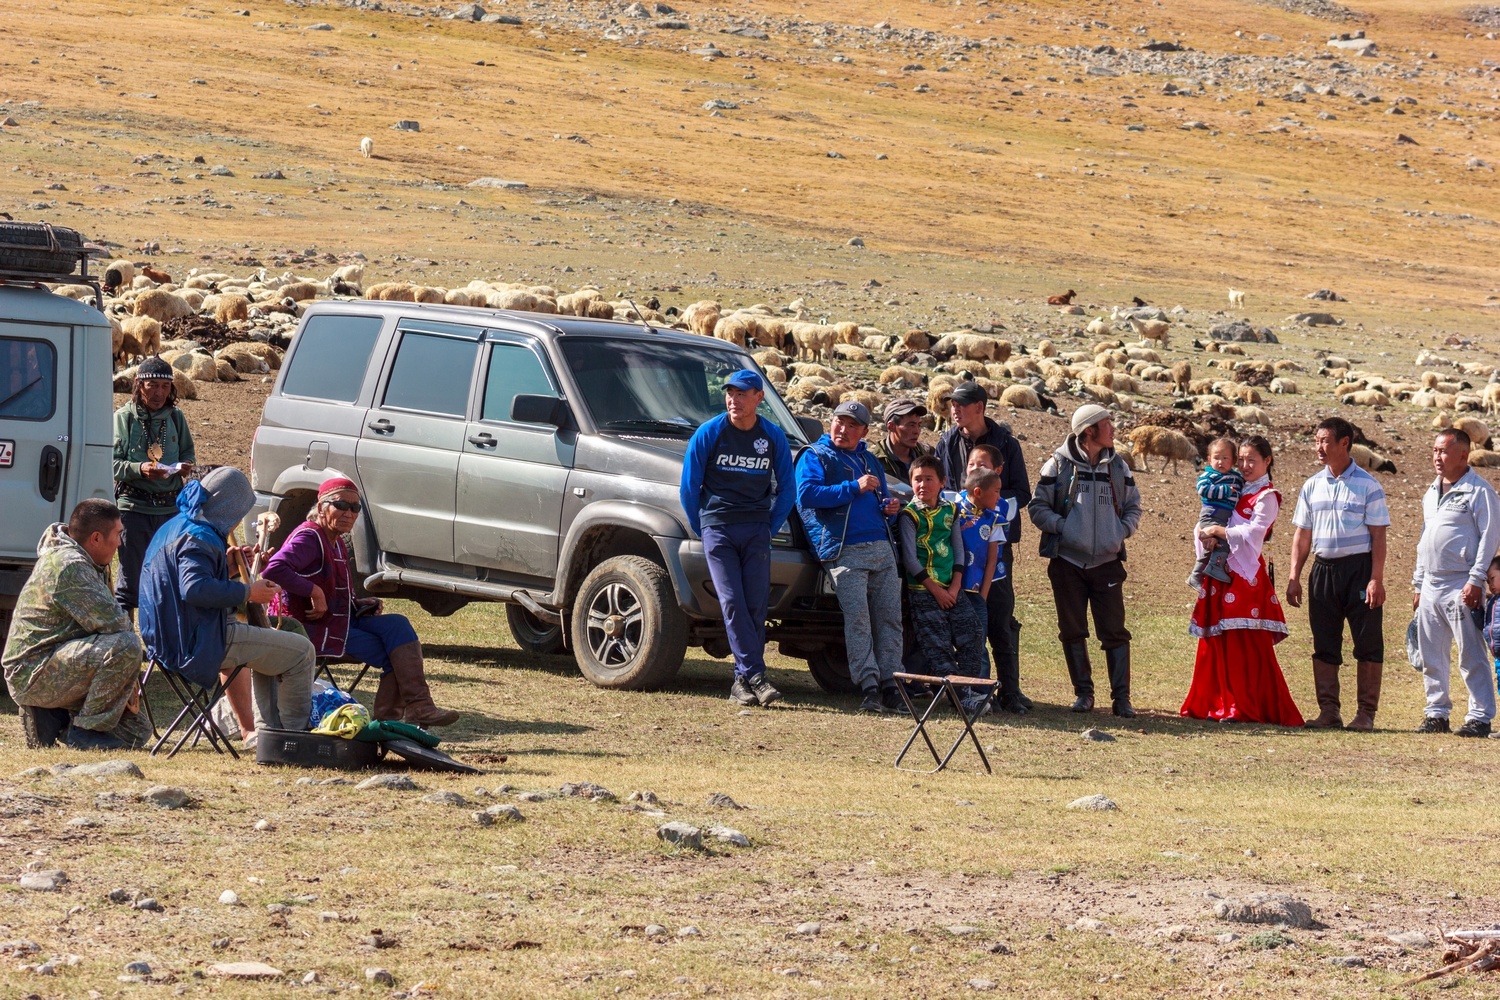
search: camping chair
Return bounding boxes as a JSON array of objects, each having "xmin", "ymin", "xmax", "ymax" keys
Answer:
[
  {"xmin": 891, "ymin": 671, "xmax": 997, "ymax": 775},
  {"xmin": 316, "ymin": 654, "xmax": 373, "ymax": 695},
  {"xmin": 135, "ymin": 658, "xmax": 161, "ymax": 740},
  {"xmin": 149, "ymin": 662, "xmax": 246, "ymax": 759}
]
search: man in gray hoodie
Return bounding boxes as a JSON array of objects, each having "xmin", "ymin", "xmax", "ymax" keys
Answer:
[{"xmin": 1028, "ymin": 405, "xmax": 1142, "ymax": 717}]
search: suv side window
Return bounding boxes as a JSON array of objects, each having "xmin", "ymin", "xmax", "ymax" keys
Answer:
[
  {"xmin": 383, "ymin": 332, "xmax": 479, "ymax": 416},
  {"xmin": 0, "ymin": 337, "xmax": 57, "ymax": 420},
  {"xmin": 480, "ymin": 343, "xmax": 554, "ymax": 423},
  {"xmin": 281, "ymin": 314, "xmax": 382, "ymax": 402}
]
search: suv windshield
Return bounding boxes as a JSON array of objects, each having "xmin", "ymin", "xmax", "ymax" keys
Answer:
[{"xmin": 558, "ymin": 337, "xmax": 806, "ymax": 443}]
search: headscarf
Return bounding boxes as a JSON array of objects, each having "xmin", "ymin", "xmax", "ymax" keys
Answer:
[{"xmin": 317, "ymin": 477, "xmax": 359, "ymax": 503}]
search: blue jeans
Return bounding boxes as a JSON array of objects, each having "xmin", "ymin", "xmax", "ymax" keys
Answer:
[
  {"xmin": 343, "ymin": 613, "xmax": 420, "ymax": 672},
  {"xmin": 700, "ymin": 522, "xmax": 771, "ymax": 680}
]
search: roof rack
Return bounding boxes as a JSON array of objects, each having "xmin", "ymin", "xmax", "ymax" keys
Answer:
[{"xmin": 0, "ymin": 222, "xmax": 108, "ymax": 310}]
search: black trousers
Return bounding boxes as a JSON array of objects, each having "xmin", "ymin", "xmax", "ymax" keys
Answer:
[
  {"xmin": 1047, "ymin": 557, "xmax": 1131, "ymax": 650},
  {"xmin": 115, "ymin": 509, "xmax": 176, "ymax": 610},
  {"xmin": 1308, "ymin": 553, "xmax": 1383, "ymax": 665},
  {"xmin": 986, "ymin": 573, "xmax": 1021, "ymax": 700}
]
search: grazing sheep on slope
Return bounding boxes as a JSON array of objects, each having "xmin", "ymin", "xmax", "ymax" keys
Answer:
[
  {"xmin": 360, "ymin": 136, "xmax": 373, "ymax": 158},
  {"xmin": 1128, "ymin": 426, "xmax": 1198, "ymax": 474}
]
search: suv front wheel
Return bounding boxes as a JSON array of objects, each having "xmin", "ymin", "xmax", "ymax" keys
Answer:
[{"xmin": 570, "ymin": 556, "xmax": 687, "ymax": 690}]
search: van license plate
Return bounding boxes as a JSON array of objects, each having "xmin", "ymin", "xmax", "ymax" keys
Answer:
[{"xmin": 0, "ymin": 440, "xmax": 12, "ymax": 468}]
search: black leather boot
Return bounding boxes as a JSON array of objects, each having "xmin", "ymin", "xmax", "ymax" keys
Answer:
[
  {"xmin": 1063, "ymin": 641, "xmax": 1094, "ymax": 712},
  {"xmin": 1106, "ymin": 645, "xmax": 1136, "ymax": 718}
]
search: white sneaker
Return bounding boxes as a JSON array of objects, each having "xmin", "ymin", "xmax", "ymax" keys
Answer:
[{"xmin": 241, "ymin": 730, "xmax": 258, "ymax": 750}]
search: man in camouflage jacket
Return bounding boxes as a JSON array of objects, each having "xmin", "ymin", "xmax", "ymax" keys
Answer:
[{"xmin": 3, "ymin": 500, "xmax": 145, "ymax": 750}]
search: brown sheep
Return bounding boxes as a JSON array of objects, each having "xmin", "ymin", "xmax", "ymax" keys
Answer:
[
  {"xmin": 899, "ymin": 329, "xmax": 931, "ymax": 352},
  {"xmin": 682, "ymin": 300, "xmax": 721, "ymax": 337},
  {"xmin": 833, "ymin": 321, "xmax": 860, "ymax": 346},
  {"xmin": 214, "ymin": 294, "xmax": 250, "ymax": 324},
  {"xmin": 1128, "ymin": 425, "xmax": 1198, "ymax": 474},
  {"xmin": 879, "ymin": 365, "xmax": 925, "ymax": 390},
  {"xmin": 1170, "ymin": 360, "xmax": 1192, "ymax": 395},
  {"xmin": 121, "ymin": 316, "xmax": 163, "ymax": 360}
]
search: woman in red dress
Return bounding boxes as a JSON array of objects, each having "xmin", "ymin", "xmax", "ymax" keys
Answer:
[{"xmin": 1181, "ymin": 436, "xmax": 1305, "ymax": 725}]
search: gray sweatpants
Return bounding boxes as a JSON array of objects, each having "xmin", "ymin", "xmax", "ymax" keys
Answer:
[
  {"xmin": 1416, "ymin": 582, "xmax": 1497, "ymax": 724},
  {"xmin": 222, "ymin": 622, "xmax": 316, "ymax": 732},
  {"xmin": 827, "ymin": 541, "xmax": 904, "ymax": 692}
]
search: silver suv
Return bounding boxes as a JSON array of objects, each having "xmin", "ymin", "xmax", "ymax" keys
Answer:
[{"xmin": 246, "ymin": 302, "xmax": 850, "ymax": 690}]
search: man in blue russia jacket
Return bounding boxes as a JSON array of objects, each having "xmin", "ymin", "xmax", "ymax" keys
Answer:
[
  {"xmin": 794, "ymin": 401, "xmax": 906, "ymax": 714},
  {"xmin": 139, "ymin": 467, "xmax": 315, "ymax": 732},
  {"xmin": 679, "ymin": 370, "xmax": 796, "ymax": 707}
]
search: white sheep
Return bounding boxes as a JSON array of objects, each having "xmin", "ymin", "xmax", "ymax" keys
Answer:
[
  {"xmin": 1227, "ymin": 288, "xmax": 1246, "ymax": 310},
  {"xmin": 360, "ymin": 136, "xmax": 373, "ymax": 158}
]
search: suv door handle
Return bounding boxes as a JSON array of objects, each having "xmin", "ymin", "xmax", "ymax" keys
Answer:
[
  {"xmin": 468, "ymin": 433, "xmax": 497, "ymax": 449},
  {"xmin": 38, "ymin": 445, "xmax": 63, "ymax": 503},
  {"xmin": 367, "ymin": 419, "xmax": 395, "ymax": 435}
]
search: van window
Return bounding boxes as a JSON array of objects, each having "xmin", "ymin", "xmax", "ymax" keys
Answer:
[
  {"xmin": 0, "ymin": 338, "xmax": 56, "ymax": 420},
  {"xmin": 280, "ymin": 314, "xmax": 382, "ymax": 402},
  {"xmin": 383, "ymin": 332, "xmax": 479, "ymax": 416},
  {"xmin": 481, "ymin": 343, "xmax": 554, "ymax": 423}
]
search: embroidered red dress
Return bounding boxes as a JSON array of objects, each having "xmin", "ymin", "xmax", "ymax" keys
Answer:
[{"xmin": 1181, "ymin": 480, "xmax": 1304, "ymax": 725}]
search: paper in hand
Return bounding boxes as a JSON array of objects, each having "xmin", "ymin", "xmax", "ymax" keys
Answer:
[{"xmin": 159, "ymin": 462, "xmax": 186, "ymax": 476}]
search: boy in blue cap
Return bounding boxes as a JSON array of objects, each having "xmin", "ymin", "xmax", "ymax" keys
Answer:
[{"xmin": 680, "ymin": 370, "xmax": 796, "ymax": 706}]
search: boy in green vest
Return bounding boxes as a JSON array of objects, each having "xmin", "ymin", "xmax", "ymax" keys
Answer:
[{"xmin": 898, "ymin": 456, "xmax": 987, "ymax": 688}]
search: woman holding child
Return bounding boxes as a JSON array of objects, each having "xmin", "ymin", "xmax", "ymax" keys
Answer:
[{"xmin": 1181, "ymin": 437, "xmax": 1305, "ymax": 726}]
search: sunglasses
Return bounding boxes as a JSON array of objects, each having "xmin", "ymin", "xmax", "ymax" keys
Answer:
[{"xmin": 324, "ymin": 499, "xmax": 362, "ymax": 513}]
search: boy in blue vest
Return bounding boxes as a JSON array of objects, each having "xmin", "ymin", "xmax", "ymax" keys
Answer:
[
  {"xmin": 680, "ymin": 370, "xmax": 796, "ymax": 707},
  {"xmin": 898, "ymin": 456, "xmax": 986, "ymax": 695}
]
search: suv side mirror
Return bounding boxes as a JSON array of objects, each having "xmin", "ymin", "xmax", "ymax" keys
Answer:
[
  {"xmin": 795, "ymin": 415, "xmax": 825, "ymax": 443},
  {"xmin": 511, "ymin": 394, "xmax": 569, "ymax": 427}
]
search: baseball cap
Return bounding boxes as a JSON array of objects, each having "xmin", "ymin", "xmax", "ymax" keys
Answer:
[
  {"xmin": 1071, "ymin": 403, "xmax": 1112, "ymax": 436},
  {"xmin": 832, "ymin": 400, "xmax": 872, "ymax": 426},
  {"xmin": 948, "ymin": 381, "xmax": 988, "ymax": 406},
  {"xmin": 882, "ymin": 398, "xmax": 928, "ymax": 423},
  {"xmin": 724, "ymin": 370, "xmax": 764, "ymax": 391}
]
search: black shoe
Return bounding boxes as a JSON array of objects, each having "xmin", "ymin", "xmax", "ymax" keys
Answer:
[
  {"xmin": 1014, "ymin": 692, "xmax": 1034, "ymax": 710},
  {"xmin": 1070, "ymin": 695, "xmax": 1095, "ymax": 713},
  {"xmin": 746, "ymin": 673, "xmax": 782, "ymax": 707},
  {"xmin": 1455, "ymin": 719, "xmax": 1492, "ymax": 739},
  {"xmin": 1112, "ymin": 699, "xmax": 1137, "ymax": 719},
  {"xmin": 999, "ymin": 698, "xmax": 1030, "ymax": 716},
  {"xmin": 881, "ymin": 686, "xmax": 906, "ymax": 713},
  {"xmin": 729, "ymin": 677, "xmax": 758, "ymax": 706},
  {"xmin": 859, "ymin": 690, "xmax": 886, "ymax": 714},
  {"xmin": 1415, "ymin": 715, "xmax": 1451, "ymax": 734},
  {"xmin": 20, "ymin": 705, "xmax": 71, "ymax": 749},
  {"xmin": 64, "ymin": 726, "xmax": 127, "ymax": 751}
]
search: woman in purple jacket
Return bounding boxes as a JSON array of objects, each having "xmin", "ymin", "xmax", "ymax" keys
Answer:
[{"xmin": 262, "ymin": 477, "xmax": 459, "ymax": 728}]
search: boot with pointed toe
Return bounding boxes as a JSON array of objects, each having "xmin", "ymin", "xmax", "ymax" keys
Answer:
[
  {"xmin": 1346, "ymin": 660, "xmax": 1382, "ymax": 732},
  {"xmin": 1105, "ymin": 645, "xmax": 1136, "ymax": 718},
  {"xmin": 388, "ymin": 642, "xmax": 460, "ymax": 728}
]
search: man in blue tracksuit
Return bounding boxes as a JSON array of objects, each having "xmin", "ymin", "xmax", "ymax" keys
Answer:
[
  {"xmin": 794, "ymin": 401, "xmax": 906, "ymax": 714},
  {"xmin": 680, "ymin": 370, "xmax": 796, "ymax": 707}
]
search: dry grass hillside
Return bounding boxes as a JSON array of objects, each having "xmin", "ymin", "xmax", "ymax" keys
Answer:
[{"xmin": 2, "ymin": 0, "xmax": 1498, "ymax": 333}]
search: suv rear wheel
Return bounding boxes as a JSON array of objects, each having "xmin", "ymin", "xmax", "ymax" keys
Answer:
[
  {"xmin": 570, "ymin": 555, "xmax": 687, "ymax": 690},
  {"xmin": 805, "ymin": 643, "xmax": 857, "ymax": 695},
  {"xmin": 506, "ymin": 604, "xmax": 566, "ymax": 655}
]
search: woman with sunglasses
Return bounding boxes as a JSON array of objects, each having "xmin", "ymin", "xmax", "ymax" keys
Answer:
[{"xmin": 262, "ymin": 477, "xmax": 460, "ymax": 727}]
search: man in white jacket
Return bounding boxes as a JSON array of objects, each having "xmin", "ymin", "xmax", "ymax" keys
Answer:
[{"xmin": 1412, "ymin": 428, "xmax": 1500, "ymax": 738}]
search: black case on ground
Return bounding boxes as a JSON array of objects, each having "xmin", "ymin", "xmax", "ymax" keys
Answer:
[{"xmin": 254, "ymin": 728, "xmax": 383, "ymax": 770}]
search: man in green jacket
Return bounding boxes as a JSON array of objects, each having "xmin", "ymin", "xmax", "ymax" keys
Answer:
[
  {"xmin": 3, "ymin": 500, "xmax": 146, "ymax": 750},
  {"xmin": 112, "ymin": 356, "xmax": 195, "ymax": 611}
]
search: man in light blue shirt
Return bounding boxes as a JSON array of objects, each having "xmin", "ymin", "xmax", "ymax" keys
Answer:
[{"xmin": 1286, "ymin": 417, "xmax": 1391, "ymax": 731}]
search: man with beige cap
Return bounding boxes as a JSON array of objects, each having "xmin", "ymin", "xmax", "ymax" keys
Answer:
[{"xmin": 1028, "ymin": 404, "xmax": 1142, "ymax": 717}]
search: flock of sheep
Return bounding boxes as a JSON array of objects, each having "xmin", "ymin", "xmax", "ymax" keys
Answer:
[{"xmin": 49, "ymin": 260, "xmax": 1500, "ymax": 476}]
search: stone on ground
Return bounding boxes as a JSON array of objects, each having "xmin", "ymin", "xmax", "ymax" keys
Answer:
[
  {"xmin": 1212, "ymin": 894, "xmax": 1314, "ymax": 929},
  {"xmin": 1067, "ymin": 794, "xmax": 1118, "ymax": 811}
]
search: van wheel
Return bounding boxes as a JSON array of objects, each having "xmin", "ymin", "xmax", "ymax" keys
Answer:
[
  {"xmin": 570, "ymin": 556, "xmax": 686, "ymax": 690},
  {"xmin": 806, "ymin": 643, "xmax": 857, "ymax": 694},
  {"xmin": 505, "ymin": 604, "xmax": 566, "ymax": 655}
]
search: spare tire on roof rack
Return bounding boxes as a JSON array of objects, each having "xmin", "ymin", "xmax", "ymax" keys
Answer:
[{"xmin": 0, "ymin": 220, "xmax": 93, "ymax": 274}]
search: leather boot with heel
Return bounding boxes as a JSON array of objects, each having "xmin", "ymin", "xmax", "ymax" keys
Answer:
[
  {"xmin": 388, "ymin": 642, "xmax": 460, "ymax": 728},
  {"xmin": 1346, "ymin": 660, "xmax": 1382, "ymax": 732},
  {"xmin": 1063, "ymin": 641, "xmax": 1095, "ymax": 713},
  {"xmin": 1307, "ymin": 659, "xmax": 1343, "ymax": 728}
]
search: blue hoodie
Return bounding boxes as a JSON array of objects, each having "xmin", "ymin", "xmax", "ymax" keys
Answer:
[
  {"xmin": 794, "ymin": 435, "xmax": 894, "ymax": 563},
  {"xmin": 679, "ymin": 413, "xmax": 795, "ymax": 537},
  {"xmin": 138, "ymin": 481, "xmax": 251, "ymax": 688}
]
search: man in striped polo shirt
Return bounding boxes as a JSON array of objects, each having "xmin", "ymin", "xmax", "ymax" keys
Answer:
[{"xmin": 1285, "ymin": 417, "xmax": 1391, "ymax": 731}]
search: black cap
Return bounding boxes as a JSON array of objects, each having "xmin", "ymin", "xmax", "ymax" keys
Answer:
[
  {"xmin": 948, "ymin": 381, "xmax": 988, "ymax": 406},
  {"xmin": 882, "ymin": 398, "xmax": 928, "ymax": 423}
]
